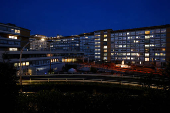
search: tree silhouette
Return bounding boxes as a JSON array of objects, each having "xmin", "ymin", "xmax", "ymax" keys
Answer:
[{"xmin": 0, "ymin": 62, "xmax": 18, "ymax": 112}]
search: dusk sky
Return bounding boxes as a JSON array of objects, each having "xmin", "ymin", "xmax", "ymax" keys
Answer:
[{"xmin": 1, "ymin": 0, "xmax": 170, "ymax": 36}]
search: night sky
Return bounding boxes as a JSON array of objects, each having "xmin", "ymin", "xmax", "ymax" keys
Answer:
[{"xmin": 1, "ymin": 0, "xmax": 170, "ymax": 36}]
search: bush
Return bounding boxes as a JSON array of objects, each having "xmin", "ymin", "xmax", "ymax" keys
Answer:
[{"xmin": 0, "ymin": 62, "xmax": 18, "ymax": 112}]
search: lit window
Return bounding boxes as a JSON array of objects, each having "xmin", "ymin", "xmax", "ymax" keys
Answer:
[
  {"xmin": 119, "ymin": 45, "xmax": 122, "ymax": 48},
  {"xmin": 145, "ymin": 31, "xmax": 150, "ymax": 34},
  {"xmin": 95, "ymin": 49, "xmax": 100, "ymax": 51},
  {"xmin": 127, "ymin": 53, "xmax": 130, "ymax": 55},
  {"xmin": 95, "ymin": 45, "xmax": 100, "ymax": 47},
  {"xmin": 9, "ymin": 48, "xmax": 17, "ymax": 51},
  {"xmin": 104, "ymin": 50, "xmax": 107, "ymax": 52},
  {"xmin": 127, "ymin": 32, "xmax": 130, "ymax": 35},
  {"xmin": 123, "ymin": 45, "xmax": 126, "ymax": 47},
  {"xmin": 104, "ymin": 35, "xmax": 107, "ymax": 37},
  {"xmin": 15, "ymin": 29, "xmax": 20, "ymax": 34},
  {"xmin": 155, "ymin": 53, "xmax": 160, "ymax": 56},
  {"xmin": 95, "ymin": 35, "xmax": 100, "ymax": 37},
  {"xmin": 150, "ymin": 44, "xmax": 154, "ymax": 47},
  {"xmin": 145, "ymin": 36, "xmax": 150, "ymax": 39},
  {"xmin": 104, "ymin": 46, "xmax": 107, "ymax": 49},
  {"xmin": 95, "ymin": 56, "xmax": 100, "ymax": 58},
  {"xmin": 131, "ymin": 49, "xmax": 135, "ymax": 51},
  {"xmin": 95, "ymin": 38, "xmax": 100, "ymax": 40},
  {"xmin": 131, "ymin": 57, "xmax": 135, "ymax": 60},
  {"xmin": 145, "ymin": 58, "xmax": 149, "ymax": 61},
  {"xmin": 26, "ymin": 62, "xmax": 29, "ymax": 66},
  {"xmin": 132, "ymin": 61, "xmax": 135, "ymax": 64},
  {"xmin": 145, "ymin": 53, "xmax": 149, "ymax": 57},
  {"xmin": 123, "ymin": 53, "xmax": 126, "ymax": 56},
  {"xmin": 95, "ymin": 53, "xmax": 100, "ymax": 54},
  {"xmin": 9, "ymin": 36, "xmax": 17, "ymax": 39},
  {"xmin": 104, "ymin": 39, "xmax": 107, "ymax": 41},
  {"xmin": 160, "ymin": 53, "xmax": 166, "ymax": 56},
  {"xmin": 162, "ymin": 48, "xmax": 165, "ymax": 51},
  {"xmin": 103, "ymin": 57, "xmax": 107, "ymax": 60},
  {"xmin": 145, "ymin": 44, "xmax": 149, "ymax": 47},
  {"xmin": 85, "ymin": 37, "xmax": 88, "ymax": 38},
  {"xmin": 127, "ymin": 57, "xmax": 130, "ymax": 59},
  {"xmin": 104, "ymin": 53, "xmax": 107, "ymax": 56}
]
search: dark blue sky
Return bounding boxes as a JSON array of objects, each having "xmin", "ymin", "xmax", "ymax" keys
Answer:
[{"xmin": 1, "ymin": 0, "xmax": 170, "ymax": 36}]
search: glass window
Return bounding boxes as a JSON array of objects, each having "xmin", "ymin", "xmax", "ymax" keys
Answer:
[
  {"xmin": 161, "ymin": 43, "xmax": 166, "ymax": 47},
  {"xmin": 145, "ymin": 53, "xmax": 149, "ymax": 57},
  {"xmin": 145, "ymin": 36, "xmax": 150, "ymax": 39},
  {"xmin": 104, "ymin": 35, "xmax": 107, "ymax": 37},
  {"xmin": 111, "ymin": 34, "xmax": 114, "ymax": 37},
  {"xmin": 131, "ymin": 53, "xmax": 136, "ymax": 56},
  {"xmin": 131, "ymin": 57, "xmax": 135, "ymax": 60},
  {"xmin": 104, "ymin": 46, "xmax": 107, "ymax": 49},
  {"xmin": 145, "ymin": 58, "xmax": 149, "ymax": 61},
  {"xmin": 119, "ymin": 45, "xmax": 122, "ymax": 48},
  {"xmin": 103, "ymin": 57, "xmax": 107, "ymax": 60},
  {"xmin": 145, "ymin": 44, "xmax": 149, "ymax": 47},
  {"xmin": 104, "ymin": 53, "xmax": 107, "ymax": 56},
  {"xmin": 131, "ymin": 32, "xmax": 135, "ymax": 35},
  {"xmin": 104, "ymin": 39, "xmax": 107, "ymax": 41},
  {"xmin": 123, "ymin": 37, "xmax": 126, "ymax": 40},
  {"xmin": 155, "ymin": 29, "xmax": 160, "ymax": 33},
  {"xmin": 119, "ymin": 33, "xmax": 123, "ymax": 36},
  {"xmin": 161, "ymin": 29, "xmax": 166, "ymax": 33},
  {"xmin": 150, "ymin": 30, "xmax": 154, "ymax": 34},
  {"xmin": 15, "ymin": 29, "xmax": 20, "ymax": 34},
  {"xmin": 115, "ymin": 33, "xmax": 118, "ymax": 36},
  {"xmin": 145, "ymin": 31, "xmax": 150, "ymax": 34},
  {"xmin": 9, "ymin": 48, "xmax": 17, "ymax": 51},
  {"xmin": 123, "ymin": 32, "xmax": 126, "ymax": 36},
  {"xmin": 9, "ymin": 36, "xmax": 17, "ymax": 39},
  {"xmin": 136, "ymin": 31, "xmax": 145, "ymax": 35},
  {"xmin": 104, "ymin": 50, "xmax": 107, "ymax": 52},
  {"xmin": 161, "ymin": 48, "xmax": 165, "ymax": 51}
]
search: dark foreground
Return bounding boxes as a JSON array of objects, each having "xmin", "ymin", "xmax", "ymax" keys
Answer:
[{"xmin": 12, "ymin": 82, "xmax": 170, "ymax": 113}]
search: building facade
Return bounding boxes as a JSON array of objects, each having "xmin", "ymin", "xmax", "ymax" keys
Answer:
[
  {"xmin": 49, "ymin": 24, "xmax": 170, "ymax": 67},
  {"xmin": 0, "ymin": 23, "xmax": 30, "ymax": 51},
  {"xmin": 50, "ymin": 36, "xmax": 80, "ymax": 51},
  {"xmin": 30, "ymin": 34, "xmax": 49, "ymax": 51},
  {"xmin": 109, "ymin": 25, "xmax": 170, "ymax": 66}
]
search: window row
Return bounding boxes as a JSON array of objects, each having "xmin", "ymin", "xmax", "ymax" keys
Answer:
[{"xmin": 111, "ymin": 29, "xmax": 166, "ymax": 36}]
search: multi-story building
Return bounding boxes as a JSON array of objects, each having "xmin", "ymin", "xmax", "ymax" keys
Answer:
[
  {"xmin": 0, "ymin": 23, "xmax": 30, "ymax": 51},
  {"xmin": 50, "ymin": 35, "xmax": 80, "ymax": 51},
  {"xmin": 30, "ymin": 34, "xmax": 49, "ymax": 51},
  {"xmin": 0, "ymin": 23, "xmax": 84, "ymax": 75},
  {"xmin": 79, "ymin": 32, "xmax": 95, "ymax": 61},
  {"xmin": 109, "ymin": 25, "xmax": 170, "ymax": 67},
  {"xmin": 50, "ymin": 24, "xmax": 170, "ymax": 67}
]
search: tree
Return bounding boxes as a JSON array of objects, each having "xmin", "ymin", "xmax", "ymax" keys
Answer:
[{"xmin": 0, "ymin": 62, "xmax": 18, "ymax": 112}]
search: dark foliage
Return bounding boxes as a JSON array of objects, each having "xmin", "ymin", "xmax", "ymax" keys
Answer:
[
  {"xmin": 17, "ymin": 82, "xmax": 170, "ymax": 113},
  {"xmin": 0, "ymin": 62, "xmax": 18, "ymax": 112}
]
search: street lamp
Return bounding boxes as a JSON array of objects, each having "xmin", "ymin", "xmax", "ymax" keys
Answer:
[
  {"xmin": 47, "ymin": 40, "xmax": 53, "ymax": 74},
  {"xmin": 19, "ymin": 39, "xmax": 45, "ymax": 92},
  {"xmin": 19, "ymin": 41, "xmax": 31, "ymax": 92}
]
